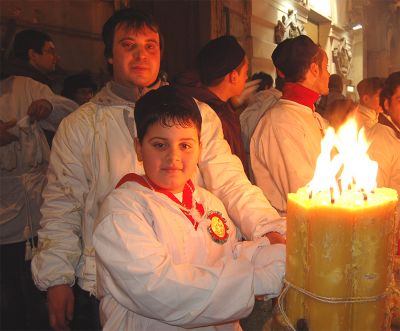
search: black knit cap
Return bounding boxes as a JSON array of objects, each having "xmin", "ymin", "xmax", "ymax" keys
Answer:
[
  {"xmin": 197, "ymin": 35, "xmax": 245, "ymax": 85},
  {"xmin": 272, "ymin": 35, "xmax": 320, "ymax": 81}
]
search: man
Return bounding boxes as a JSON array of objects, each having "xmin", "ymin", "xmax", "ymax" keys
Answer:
[
  {"xmin": 2, "ymin": 29, "xmax": 59, "ymax": 88},
  {"xmin": 315, "ymin": 73, "xmax": 346, "ymax": 117},
  {"xmin": 356, "ymin": 77, "xmax": 384, "ymax": 129},
  {"xmin": 379, "ymin": 71, "xmax": 400, "ymax": 139},
  {"xmin": 32, "ymin": 9, "xmax": 285, "ymax": 331},
  {"xmin": 250, "ymin": 35, "xmax": 330, "ymax": 215},
  {"xmin": 174, "ymin": 36, "xmax": 249, "ymax": 175},
  {"xmin": 61, "ymin": 72, "xmax": 97, "ymax": 105},
  {"xmin": 0, "ymin": 30, "xmax": 76, "ymax": 331}
]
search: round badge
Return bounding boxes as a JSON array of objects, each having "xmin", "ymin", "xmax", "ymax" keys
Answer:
[{"xmin": 207, "ymin": 211, "xmax": 229, "ymax": 244}]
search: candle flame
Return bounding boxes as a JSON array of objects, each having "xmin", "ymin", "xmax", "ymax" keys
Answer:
[{"xmin": 308, "ymin": 116, "xmax": 378, "ymax": 198}]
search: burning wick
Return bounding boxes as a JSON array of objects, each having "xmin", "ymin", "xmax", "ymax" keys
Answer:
[
  {"xmin": 330, "ymin": 187, "xmax": 335, "ymax": 204},
  {"xmin": 363, "ymin": 192, "xmax": 368, "ymax": 201},
  {"xmin": 309, "ymin": 191, "xmax": 313, "ymax": 199}
]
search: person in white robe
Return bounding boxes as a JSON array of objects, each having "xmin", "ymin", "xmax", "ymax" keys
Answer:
[
  {"xmin": 250, "ymin": 36, "xmax": 330, "ymax": 216},
  {"xmin": 31, "ymin": 8, "xmax": 285, "ymax": 330},
  {"xmin": 94, "ymin": 85, "xmax": 285, "ymax": 330}
]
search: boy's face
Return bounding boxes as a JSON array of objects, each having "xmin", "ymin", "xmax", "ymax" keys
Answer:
[
  {"xmin": 314, "ymin": 52, "xmax": 330, "ymax": 95},
  {"xmin": 108, "ymin": 24, "xmax": 161, "ymax": 88},
  {"xmin": 135, "ymin": 121, "xmax": 201, "ymax": 193}
]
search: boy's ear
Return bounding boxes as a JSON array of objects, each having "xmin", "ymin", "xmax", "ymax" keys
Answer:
[
  {"xmin": 28, "ymin": 49, "xmax": 37, "ymax": 62},
  {"xmin": 134, "ymin": 138, "xmax": 143, "ymax": 162},
  {"xmin": 198, "ymin": 142, "xmax": 202, "ymax": 163},
  {"xmin": 309, "ymin": 62, "xmax": 319, "ymax": 77},
  {"xmin": 229, "ymin": 70, "xmax": 239, "ymax": 83},
  {"xmin": 107, "ymin": 56, "xmax": 113, "ymax": 65}
]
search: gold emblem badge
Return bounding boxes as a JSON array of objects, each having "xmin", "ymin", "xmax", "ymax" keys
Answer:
[{"xmin": 207, "ymin": 211, "xmax": 229, "ymax": 244}]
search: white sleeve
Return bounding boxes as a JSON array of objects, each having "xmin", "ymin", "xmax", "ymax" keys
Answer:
[
  {"xmin": 31, "ymin": 112, "xmax": 89, "ymax": 290},
  {"xmin": 26, "ymin": 78, "xmax": 78, "ymax": 132},
  {"xmin": 196, "ymin": 101, "xmax": 285, "ymax": 239},
  {"xmin": 94, "ymin": 196, "xmax": 257, "ymax": 328}
]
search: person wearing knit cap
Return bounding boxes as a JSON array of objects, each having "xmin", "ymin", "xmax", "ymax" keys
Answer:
[
  {"xmin": 250, "ymin": 35, "xmax": 330, "ymax": 215},
  {"xmin": 175, "ymin": 35, "xmax": 250, "ymax": 175}
]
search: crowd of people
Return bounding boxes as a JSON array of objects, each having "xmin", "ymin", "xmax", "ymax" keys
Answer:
[{"xmin": 0, "ymin": 7, "xmax": 399, "ymax": 331}]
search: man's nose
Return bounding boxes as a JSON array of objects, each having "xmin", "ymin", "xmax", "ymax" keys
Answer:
[{"xmin": 134, "ymin": 45, "xmax": 147, "ymax": 60}]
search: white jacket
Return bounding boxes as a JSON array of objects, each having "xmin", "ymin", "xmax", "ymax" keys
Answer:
[
  {"xmin": 94, "ymin": 180, "xmax": 285, "ymax": 331},
  {"xmin": 0, "ymin": 76, "xmax": 77, "ymax": 244},
  {"xmin": 250, "ymin": 99, "xmax": 327, "ymax": 215},
  {"xmin": 32, "ymin": 82, "xmax": 285, "ymax": 294}
]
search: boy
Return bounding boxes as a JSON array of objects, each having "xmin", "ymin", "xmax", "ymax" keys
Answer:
[{"xmin": 93, "ymin": 86, "xmax": 286, "ymax": 330}]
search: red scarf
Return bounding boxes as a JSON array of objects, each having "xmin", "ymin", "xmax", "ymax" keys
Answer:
[
  {"xmin": 116, "ymin": 173, "xmax": 204, "ymax": 230},
  {"xmin": 282, "ymin": 82, "xmax": 320, "ymax": 111}
]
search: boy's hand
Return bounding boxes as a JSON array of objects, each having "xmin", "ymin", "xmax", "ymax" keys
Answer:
[
  {"xmin": 264, "ymin": 231, "xmax": 286, "ymax": 245},
  {"xmin": 47, "ymin": 284, "xmax": 74, "ymax": 331}
]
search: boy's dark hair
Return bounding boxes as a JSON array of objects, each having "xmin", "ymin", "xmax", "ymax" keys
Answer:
[
  {"xmin": 380, "ymin": 71, "xmax": 400, "ymax": 110},
  {"xmin": 272, "ymin": 35, "xmax": 324, "ymax": 83},
  {"xmin": 357, "ymin": 77, "xmax": 384, "ymax": 98},
  {"xmin": 135, "ymin": 86, "xmax": 202, "ymax": 143},
  {"xmin": 13, "ymin": 29, "xmax": 52, "ymax": 61},
  {"xmin": 61, "ymin": 72, "xmax": 97, "ymax": 99},
  {"xmin": 102, "ymin": 8, "xmax": 163, "ymax": 60},
  {"xmin": 251, "ymin": 72, "xmax": 273, "ymax": 92}
]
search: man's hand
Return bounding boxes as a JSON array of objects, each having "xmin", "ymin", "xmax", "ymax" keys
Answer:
[
  {"xmin": 28, "ymin": 99, "xmax": 52, "ymax": 122},
  {"xmin": 0, "ymin": 119, "xmax": 18, "ymax": 146},
  {"xmin": 47, "ymin": 284, "xmax": 74, "ymax": 331},
  {"xmin": 264, "ymin": 231, "xmax": 286, "ymax": 245}
]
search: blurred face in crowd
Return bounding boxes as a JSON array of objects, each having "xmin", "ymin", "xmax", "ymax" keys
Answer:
[
  {"xmin": 135, "ymin": 120, "xmax": 201, "ymax": 193},
  {"xmin": 385, "ymin": 86, "xmax": 400, "ymax": 126},
  {"xmin": 29, "ymin": 41, "xmax": 58, "ymax": 73},
  {"xmin": 73, "ymin": 88, "xmax": 95, "ymax": 105},
  {"xmin": 109, "ymin": 24, "xmax": 161, "ymax": 88},
  {"xmin": 313, "ymin": 51, "xmax": 330, "ymax": 96},
  {"xmin": 362, "ymin": 89, "xmax": 383, "ymax": 113}
]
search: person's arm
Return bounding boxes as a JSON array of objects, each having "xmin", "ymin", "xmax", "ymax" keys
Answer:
[
  {"xmin": 31, "ymin": 110, "xmax": 90, "ymax": 329},
  {"xmin": 26, "ymin": 78, "xmax": 78, "ymax": 131},
  {"xmin": 93, "ymin": 192, "xmax": 285, "ymax": 328},
  {"xmin": 196, "ymin": 101, "xmax": 285, "ymax": 240}
]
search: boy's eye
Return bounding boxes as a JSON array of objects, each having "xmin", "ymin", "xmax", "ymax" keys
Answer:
[
  {"xmin": 180, "ymin": 143, "xmax": 191, "ymax": 150},
  {"xmin": 122, "ymin": 42, "xmax": 136, "ymax": 49},
  {"xmin": 152, "ymin": 142, "xmax": 166, "ymax": 149}
]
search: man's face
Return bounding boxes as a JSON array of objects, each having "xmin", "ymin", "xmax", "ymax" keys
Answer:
[
  {"xmin": 108, "ymin": 24, "xmax": 161, "ymax": 88},
  {"xmin": 234, "ymin": 56, "xmax": 249, "ymax": 97},
  {"xmin": 73, "ymin": 88, "xmax": 95, "ymax": 105},
  {"xmin": 362, "ymin": 89, "xmax": 383, "ymax": 113},
  {"xmin": 30, "ymin": 41, "xmax": 58, "ymax": 73},
  {"xmin": 135, "ymin": 120, "xmax": 201, "ymax": 193},
  {"xmin": 314, "ymin": 52, "xmax": 330, "ymax": 95},
  {"xmin": 385, "ymin": 86, "xmax": 400, "ymax": 127}
]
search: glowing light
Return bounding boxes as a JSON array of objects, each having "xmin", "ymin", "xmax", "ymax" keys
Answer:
[
  {"xmin": 352, "ymin": 24, "xmax": 363, "ymax": 30},
  {"xmin": 307, "ymin": 116, "xmax": 378, "ymax": 199}
]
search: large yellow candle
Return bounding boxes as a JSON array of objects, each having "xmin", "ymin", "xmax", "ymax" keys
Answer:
[{"xmin": 286, "ymin": 187, "xmax": 398, "ymax": 331}]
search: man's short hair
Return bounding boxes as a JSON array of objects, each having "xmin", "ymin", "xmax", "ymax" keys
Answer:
[
  {"xmin": 380, "ymin": 71, "xmax": 400, "ymax": 109},
  {"xmin": 134, "ymin": 85, "xmax": 202, "ymax": 143},
  {"xmin": 356, "ymin": 77, "xmax": 384, "ymax": 98},
  {"xmin": 272, "ymin": 35, "xmax": 324, "ymax": 83},
  {"xmin": 251, "ymin": 72, "xmax": 273, "ymax": 92},
  {"xmin": 102, "ymin": 8, "xmax": 163, "ymax": 60},
  {"xmin": 197, "ymin": 35, "xmax": 245, "ymax": 86},
  {"xmin": 13, "ymin": 29, "xmax": 52, "ymax": 61}
]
